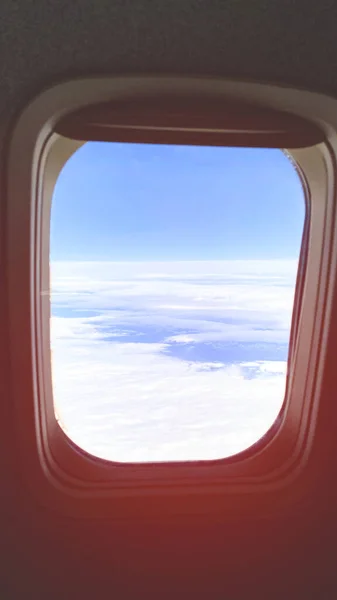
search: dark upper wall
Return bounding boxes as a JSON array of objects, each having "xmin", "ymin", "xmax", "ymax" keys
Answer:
[{"xmin": 1, "ymin": 0, "xmax": 337, "ymax": 124}]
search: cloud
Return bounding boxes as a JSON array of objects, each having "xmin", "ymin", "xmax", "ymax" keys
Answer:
[{"xmin": 51, "ymin": 260, "xmax": 296, "ymax": 462}]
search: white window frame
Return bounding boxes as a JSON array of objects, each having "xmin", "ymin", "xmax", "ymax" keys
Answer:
[{"xmin": 6, "ymin": 77, "xmax": 337, "ymax": 518}]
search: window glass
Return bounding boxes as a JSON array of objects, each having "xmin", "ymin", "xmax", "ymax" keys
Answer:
[{"xmin": 51, "ymin": 143, "xmax": 304, "ymax": 462}]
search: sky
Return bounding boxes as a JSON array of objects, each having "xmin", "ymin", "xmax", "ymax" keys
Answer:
[
  {"xmin": 50, "ymin": 143, "xmax": 304, "ymax": 462},
  {"xmin": 51, "ymin": 143, "xmax": 304, "ymax": 261}
]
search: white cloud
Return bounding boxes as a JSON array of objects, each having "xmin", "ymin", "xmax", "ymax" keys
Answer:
[{"xmin": 51, "ymin": 260, "xmax": 296, "ymax": 462}]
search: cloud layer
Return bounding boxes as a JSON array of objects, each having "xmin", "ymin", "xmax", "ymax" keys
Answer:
[{"xmin": 50, "ymin": 260, "xmax": 297, "ymax": 462}]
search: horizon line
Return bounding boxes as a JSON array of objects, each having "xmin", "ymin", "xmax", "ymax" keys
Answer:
[{"xmin": 50, "ymin": 258, "xmax": 299, "ymax": 263}]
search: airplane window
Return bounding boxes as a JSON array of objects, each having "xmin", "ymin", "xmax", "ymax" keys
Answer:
[{"xmin": 50, "ymin": 143, "xmax": 305, "ymax": 462}]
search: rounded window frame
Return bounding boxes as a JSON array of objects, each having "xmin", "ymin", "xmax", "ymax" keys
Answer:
[{"xmin": 6, "ymin": 77, "xmax": 337, "ymax": 517}]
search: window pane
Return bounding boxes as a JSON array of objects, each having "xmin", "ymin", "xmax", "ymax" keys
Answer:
[{"xmin": 50, "ymin": 143, "xmax": 305, "ymax": 462}]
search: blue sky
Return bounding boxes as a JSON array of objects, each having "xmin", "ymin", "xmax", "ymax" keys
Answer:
[
  {"xmin": 50, "ymin": 143, "xmax": 305, "ymax": 462},
  {"xmin": 51, "ymin": 143, "xmax": 304, "ymax": 261}
]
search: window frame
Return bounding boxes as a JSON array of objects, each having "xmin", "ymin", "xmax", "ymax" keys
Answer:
[{"xmin": 6, "ymin": 77, "xmax": 337, "ymax": 518}]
